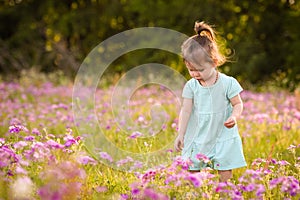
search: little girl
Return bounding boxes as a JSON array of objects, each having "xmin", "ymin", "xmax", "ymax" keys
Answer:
[{"xmin": 174, "ymin": 21, "xmax": 247, "ymax": 182}]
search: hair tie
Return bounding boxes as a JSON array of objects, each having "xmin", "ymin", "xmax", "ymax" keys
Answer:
[{"xmin": 197, "ymin": 28, "xmax": 210, "ymax": 36}]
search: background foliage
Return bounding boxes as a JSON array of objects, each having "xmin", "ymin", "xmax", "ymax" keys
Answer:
[{"xmin": 0, "ymin": 0, "xmax": 299, "ymax": 89}]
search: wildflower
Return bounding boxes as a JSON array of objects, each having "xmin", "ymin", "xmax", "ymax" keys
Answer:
[
  {"xmin": 256, "ymin": 184, "xmax": 265, "ymax": 197},
  {"xmin": 244, "ymin": 183, "xmax": 256, "ymax": 192},
  {"xmin": 64, "ymin": 135, "xmax": 78, "ymax": 147},
  {"xmin": 120, "ymin": 194, "xmax": 129, "ymax": 200},
  {"xmin": 77, "ymin": 155, "xmax": 97, "ymax": 165},
  {"xmin": 171, "ymin": 156, "xmax": 192, "ymax": 170},
  {"xmin": 130, "ymin": 161, "xmax": 144, "ymax": 171},
  {"xmin": 287, "ymin": 144, "xmax": 296, "ymax": 150},
  {"xmin": 143, "ymin": 188, "xmax": 168, "ymax": 200},
  {"xmin": 195, "ymin": 153, "xmax": 210, "ymax": 163},
  {"xmin": 24, "ymin": 135, "xmax": 35, "ymax": 141},
  {"xmin": 46, "ymin": 139, "xmax": 64, "ymax": 149},
  {"xmin": 171, "ymin": 122, "xmax": 177, "ymax": 129},
  {"xmin": 9, "ymin": 124, "xmax": 28, "ymax": 134},
  {"xmin": 32, "ymin": 128, "xmax": 41, "ymax": 135},
  {"xmin": 0, "ymin": 145, "xmax": 19, "ymax": 167},
  {"xmin": 13, "ymin": 141, "xmax": 28, "ymax": 149},
  {"xmin": 137, "ymin": 115, "xmax": 145, "ymax": 123},
  {"xmin": 142, "ymin": 169, "xmax": 157, "ymax": 183},
  {"xmin": 0, "ymin": 138, "xmax": 5, "ymax": 145},
  {"xmin": 15, "ymin": 166, "xmax": 28, "ymax": 175},
  {"xmin": 166, "ymin": 149, "xmax": 173, "ymax": 153},
  {"xmin": 186, "ymin": 173, "xmax": 202, "ymax": 187},
  {"xmin": 131, "ymin": 188, "xmax": 140, "ymax": 196},
  {"xmin": 116, "ymin": 156, "xmax": 134, "ymax": 167},
  {"xmin": 129, "ymin": 131, "xmax": 142, "ymax": 139},
  {"xmin": 99, "ymin": 152, "xmax": 113, "ymax": 162},
  {"xmin": 270, "ymin": 176, "xmax": 300, "ymax": 196},
  {"xmin": 95, "ymin": 186, "xmax": 107, "ymax": 193},
  {"xmin": 216, "ymin": 182, "xmax": 243, "ymax": 199},
  {"xmin": 143, "ymin": 188, "xmax": 159, "ymax": 199},
  {"xmin": 278, "ymin": 160, "xmax": 290, "ymax": 166},
  {"xmin": 215, "ymin": 182, "xmax": 228, "ymax": 193}
]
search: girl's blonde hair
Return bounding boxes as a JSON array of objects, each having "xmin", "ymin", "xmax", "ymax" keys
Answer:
[{"xmin": 181, "ymin": 21, "xmax": 226, "ymax": 67}]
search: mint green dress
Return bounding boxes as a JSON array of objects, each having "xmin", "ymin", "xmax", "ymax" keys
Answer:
[{"xmin": 182, "ymin": 73, "xmax": 247, "ymax": 170}]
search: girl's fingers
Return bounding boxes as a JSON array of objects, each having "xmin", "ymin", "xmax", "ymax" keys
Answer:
[{"xmin": 224, "ymin": 119, "xmax": 235, "ymax": 128}]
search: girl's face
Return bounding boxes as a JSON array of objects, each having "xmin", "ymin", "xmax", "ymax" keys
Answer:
[{"xmin": 185, "ymin": 60, "xmax": 215, "ymax": 81}]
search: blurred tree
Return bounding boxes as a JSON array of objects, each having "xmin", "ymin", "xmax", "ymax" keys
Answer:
[{"xmin": 0, "ymin": 0, "xmax": 299, "ymax": 89}]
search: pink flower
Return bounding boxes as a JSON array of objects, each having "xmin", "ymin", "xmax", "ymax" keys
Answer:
[
  {"xmin": 9, "ymin": 124, "xmax": 29, "ymax": 134},
  {"xmin": 195, "ymin": 153, "xmax": 210, "ymax": 163},
  {"xmin": 99, "ymin": 152, "xmax": 113, "ymax": 162},
  {"xmin": 95, "ymin": 186, "xmax": 107, "ymax": 193},
  {"xmin": 120, "ymin": 194, "xmax": 129, "ymax": 199},
  {"xmin": 77, "ymin": 155, "xmax": 97, "ymax": 165},
  {"xmin": 117, "ymin": 156, "xmax": 133, "ymax": 167},
  {"xmin": 46, "ymin": 139, "xmax": 64, "ymax": 149},
  {"xmin": 129, "ymin": 131, "xmax": 142, "ymax": 139},
  {"xmin": 13, "ymin": 141, "xmax": 28, "ymax": 149}
]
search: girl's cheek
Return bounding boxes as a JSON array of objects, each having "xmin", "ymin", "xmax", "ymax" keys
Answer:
[
  {"xmin": 193, "ymin": 72, "xmax": 199, "ymax": 78},
  {"xmin": 189, "ymin": 71, "xmax": 196, "ymax": 77}
]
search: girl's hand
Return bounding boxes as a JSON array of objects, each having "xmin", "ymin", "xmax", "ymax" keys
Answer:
[
  {"xmin": 224, "ymin": 116, "xmax": 237, "ymax": 128},
  {"xmin": 174, "ymin": 135, "xmax": 184, "ymax": 152}
]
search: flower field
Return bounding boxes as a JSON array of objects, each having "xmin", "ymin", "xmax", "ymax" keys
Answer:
[{"xmin": 0, "ymin": 75, "xmax": 299, "ymax": 200}]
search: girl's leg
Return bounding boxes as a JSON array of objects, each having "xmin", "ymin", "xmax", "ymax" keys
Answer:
[{"xmin": 218, "ymin": 170, "xmax": 232, "ymax": 182}]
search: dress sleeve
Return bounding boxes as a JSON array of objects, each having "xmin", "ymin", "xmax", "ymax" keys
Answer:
[
  {"xmin": 227, "ymin": 77, "xmax": 243, "ymax": 99},
  {"xmin": 182, "ymin": 81, "xmax": 194, "ymax": 99}
]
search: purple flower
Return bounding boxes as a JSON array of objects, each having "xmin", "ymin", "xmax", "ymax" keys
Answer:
[
  {"xmin": 64, "ymin": 135, "xmax": 78, "ymax": 147},
  {"xmin": 95, "ymin": 186, "xmax": 107, "ymax": 193},
  {"xmin": 13, "ymin": 141, "xmax": 28, "ymax": 149},
  {"xmin": 129, "ymin": 131, "xmax": 142, "ymax": 139},
  {"xmin": 278, "ymin": 160, "xmax": 290, "ymax": 166},
  {"xmin": 120, "ymin": 194, "xmax": 129, "ymax": 199},
  {"xmin": 142, "ymin": 169, "xmax": 157, "ymax": 183},
  {"xmin": 270, "ymin": 177, "xmax": 283, "ymax": 188},
  {"xmin": 117, "ymin": 156, "xmax": 134, "ymax": 167},
  {"xmin": 24, "ymin": 135, "xmax": 35, "ymax": 141},
  {"xmin": 31, "ymin": 128, "xmax": 41, "ymax": 136},
  {"xmin": 46, "ymin": 139, "xmax": 64, "ymax": 149},
  {"xmin": 99, "ymin": 152, "xmax": 113, "ymax": 162},
  {"xmin": 186, "ymin": 174, "xmax": 201, "ymax": 187},
  {"xmin": 270, "ymin": 176, "xmax": 300, "ymax": 196},
  {"xmin": 256, "ymin": 184, "xmax": 265, "ymax": 197},
  {"xmin": 15, "ymin": 165, "xmax": 28, "ymax": 175},
  {"xmin": 130, "ymin": 161, "xmax": 144, "ymax": 171},
  {"xmin": 143, "ymin": 188, "xmax": 161, "ymax": 199},
  {"xmin": 215, "ymin": 182, "xmax": 228, "ymax": 193},
  {"xmin": 245, "ymin": 183, "xmax": 256, "ymax": 192},
  {"xmin": 172, "ymin": 156, "xmax": 192, "ymax": 170},
  {"xmin": 77, "ymin": 155, "xmax": 97, "ymax": 165},
  {"xmin": 195, "ymin": 153, "xmax": 210, "ymax": 163},
  {"xmin": 0, "ymin": 145, "xmax": 19, "ymax": 167},
  {"xmin": 131, "ymin": 188, "xmax": 140, "ymax": 195},
  {"xmin": 0, "ymin": 138, "xmax": 5, "ymax": 145},
  {"xmin": 9, "ymin": 124, "xmax": 28, "ymax": 134}
]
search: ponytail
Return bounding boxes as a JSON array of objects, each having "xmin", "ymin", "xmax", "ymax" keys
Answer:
[{"xmin": 194, "ymin": 21, "xmax": 215, "ymax": 42}]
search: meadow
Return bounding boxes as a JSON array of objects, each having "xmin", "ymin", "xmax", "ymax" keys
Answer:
[{"xmin": 0, "ymin": 71, "xmax": 299, "ymax": 200}]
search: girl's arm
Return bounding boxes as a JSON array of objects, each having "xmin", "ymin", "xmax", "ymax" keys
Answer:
[
  {"xmin": 224, "ymin": 94, "xmax": 243, "ymax": 128},
  {"xmin": 174, "ymin": 98, "xmax": 193, "ymax": 151}
]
